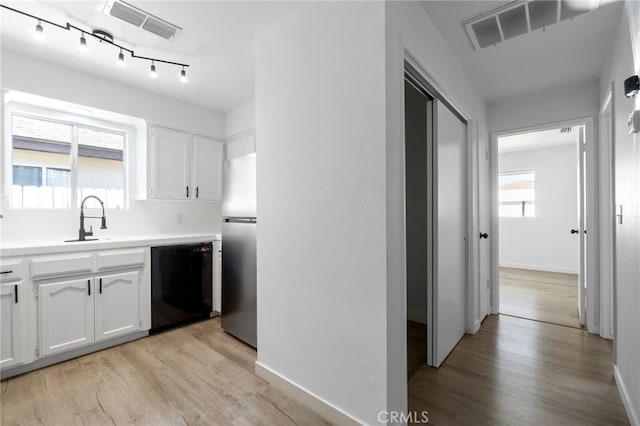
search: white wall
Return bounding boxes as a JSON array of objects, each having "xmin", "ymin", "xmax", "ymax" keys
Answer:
[
  {"xmin": 488, "ymin": 80, "xmax": 599, "ymax": 133},
  {"xmin": 225, "ymin": 100, "xmax": 255, "ymax": 138},
  {"xmin": 254, "ymin": 3, "xmax": 387, "ymax": 424},
  {"xmin": 0, "ymin": 49, "xmax": 224, "ymax": 242},
  {"xmin": 384, "ymin": 1, "xmax": 489, "ymax": 414},
  {"xmin": 499, "ymin": 145, "xmax": 579, "ymax": 273},
  {"xmin": 600, "ymin": 4, "xmax": 640, "ymax": 424}
]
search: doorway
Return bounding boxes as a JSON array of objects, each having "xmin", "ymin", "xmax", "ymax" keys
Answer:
[
  {"xmin": 404, "ymin": 62, "xmax": 468, "ymax": 374},
  {"xmin": 495, "ymin": 125, "xmax": 586, "ymax": 328}
]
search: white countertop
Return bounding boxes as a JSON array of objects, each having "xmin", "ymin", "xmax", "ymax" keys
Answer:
[{"xmin": 0, "ymin": 233, "xmax": 221, "ymax": 257}]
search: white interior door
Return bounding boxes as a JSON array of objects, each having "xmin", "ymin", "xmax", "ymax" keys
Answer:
[
  {"xmin": 430, "ymin": 100, "xmax": 467, "ymax": 367},
  {"xmin": 577, "ymin": 126, "xmax": 587, "ymax": 325}
]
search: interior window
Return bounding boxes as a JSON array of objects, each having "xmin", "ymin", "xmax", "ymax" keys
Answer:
[
  {"xmin": 10, "ymin": 113, "xmax": 126, "ymax": 209},
  {"xmin": 499, "ymin": 170, "xmax": 535, "ymax": 218}
]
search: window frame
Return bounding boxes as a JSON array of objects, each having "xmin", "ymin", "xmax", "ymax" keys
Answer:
[
  {"xmin": 498, "ymin": 169, "xmax": 537, "ymax": 219},
  {"xmin": 5, "ymin": 102, "xmax": 131, "ymax": 210}
]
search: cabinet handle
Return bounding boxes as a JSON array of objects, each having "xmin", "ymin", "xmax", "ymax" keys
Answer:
[
  {"xmin": 14, "ymin": 285, "xmax": 18, "ymax": 303},
  {"xmin": 88, "ymin": 279, "xmax": 91, "ymax": 296},
  {"xmin": 196, "ymin": 187, "xmax": 199, "ymax": 198},
  {"xmin": 186, "ymin": 186, "xmax": 189, "ymax": 198},
  {"xmin": 99, "ymin": 278, "xmax": 102, "ymax": 294},
  {"xmin": 0, "ymin": 270, "xmax": 13, "ymax": 274}
]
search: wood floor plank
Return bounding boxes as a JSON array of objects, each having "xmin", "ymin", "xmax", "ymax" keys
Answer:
[
  {"xmin": 499, "ymin": 267, "xmax": 581, "ymax": 328},
  {"xmin": 0, "ymin": 318, "xmax": 329, "ymax": 426},
  {"xmin": 408, "ymin": 315, "xmax": 629, "ymax": 426}
]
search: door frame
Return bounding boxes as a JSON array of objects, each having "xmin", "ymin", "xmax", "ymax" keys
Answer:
[
  {"xmin": 404, "ymin": 53, "xmax": 474, "ymax": 367},
  {"xmin": 598, "ymin": 82, "xmax": 616, "ymax": 344},
  {"xmin": 489, "ymin": 117, "xmax": 601, "ymax": 333}
]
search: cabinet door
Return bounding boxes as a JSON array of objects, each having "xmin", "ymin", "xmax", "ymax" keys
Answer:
[
  {"xmin": 95, "ymin": 271, "xmax": 141, "ymax": 342},
  {"xmin": 40, "ymin": 278, "xmax": 94, "ymax": 357},
  {"xmin": 192, "ymin": 136, "xmax": 223, "ymax": 201},
  {"xmin": 150, "ymin": 126, "xmax": 190, "ymax": 199},
  {"xmin": 0, "ymin": 284, "xmax": 22, "ymax": 368}
]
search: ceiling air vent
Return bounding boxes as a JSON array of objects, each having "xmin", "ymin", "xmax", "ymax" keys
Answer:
[
  {"xmin": 102, "ymin": 0, "xmax": 181, "ymax": 40},
  {"xmin": 463, "ymin": 0, "xmax": 596, "ymax": 50}
]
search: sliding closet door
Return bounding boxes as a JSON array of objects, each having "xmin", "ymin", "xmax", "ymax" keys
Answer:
[{"xmin": 432, "ymin": 99, "xmax": 467, "ymax": 367}]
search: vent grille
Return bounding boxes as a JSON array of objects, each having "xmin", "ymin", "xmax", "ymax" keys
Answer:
[
  {"xmin": 142, "ymin": 16, "xmax": 178, "ymax": 40},
  {"xmin": 463, "ymin": 0, "xmax": 595, "ymax": 50},
  {"xmin": 109, "ymin": 1, "xmax": 145, "ymax": 27},
  {"xmin": 103, "ymin": 0, "xmax": 181, "ymax": 40}
]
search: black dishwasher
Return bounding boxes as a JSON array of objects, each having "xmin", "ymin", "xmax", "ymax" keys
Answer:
[{"xmin": 151, "ymin": 242, "xmax": 212, "ymax": 333}]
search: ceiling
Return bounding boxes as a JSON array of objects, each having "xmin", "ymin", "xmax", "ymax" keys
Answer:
[
  {"xmin": 0, "ymin": 1, "xmax": 624, "ymax": 113},
  {"xmin": 498, "ymin": 127, "xmax": 578, "ymax": 152},
  {"xmin": 0, "ymin": 1, "xmax": 298, "ymax": 112},
  {"xmin": 420, "ymin": 0, "xmax": 624, "ymax": 104}
]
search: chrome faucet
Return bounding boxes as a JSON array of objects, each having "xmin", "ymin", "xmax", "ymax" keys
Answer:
[{"xmin": 78, "ymin": 195, "xmax": 107, "ymax": 241}]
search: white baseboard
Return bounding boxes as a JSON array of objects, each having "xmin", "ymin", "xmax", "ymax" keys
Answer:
[
  {"xmin": 615, "ymin": 364, "xmax": 640, "ymax": 426},
  {"xmin": 499, "ymin": 262, "xmax": 579, "ymax": 275},
  {"xmin": 407, "ymin": 307, "xmax": 427, "ymax": 324},
  {"xmin": 254, "ymin": 361, "xmax": 362, "ymax": 425}
]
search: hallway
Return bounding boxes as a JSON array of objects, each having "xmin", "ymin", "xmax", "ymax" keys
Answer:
[{"xmin": 408, "ymin": 315, "xmax": 628, "ymax": 425}]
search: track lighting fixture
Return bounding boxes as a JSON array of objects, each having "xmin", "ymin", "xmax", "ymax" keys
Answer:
[
  {"xmin": 34, "ymin": 19, "xmax": 44, "ymax": 41},
  {"xmin": 149, "ymin": 61, "xmax": 158, "ymax": 78},
  {"xmin": 79, "ymin": 32, "xmax": 88, "ymax": 52},
  {"xmin": 2, "ymin": 4, "xmax": 190, "ymax": 83}
]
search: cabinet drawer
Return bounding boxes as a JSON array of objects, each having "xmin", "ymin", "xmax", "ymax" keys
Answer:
[
  {"xmin": 97, "ymin": 249, "xmax": 145, "ymax": 271},
  {"xmin": 31, "ymin": 254, "xmax": 94, "ymax": 279},
  {"xmin": 0, "ymin": 260, "xmax": 22, "ymax": 283}
]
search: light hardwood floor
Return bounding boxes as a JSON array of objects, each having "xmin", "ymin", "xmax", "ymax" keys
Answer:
[
  {"xmin": 409, "ymin": 315, "xmax": 628, "ymax": 425},
  {"xmin": 500, "ymin": 267, "xmax": 581, "ymax": 328},
  {"xmin": 0, "ymin": 318, "xmax": 329, "ymax": 426}
]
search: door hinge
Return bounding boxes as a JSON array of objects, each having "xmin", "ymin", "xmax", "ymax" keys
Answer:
[
  {"xmin": 139, "ymin": 321, "xmax": 142, "ymax": 328},
  {"xmin": 35, "ymin": 347, "xmax": 40, "ymax": 357},
  {"xmin": 485, "ymin": 150, "xmax": 489, "ymax": 160},
  {"xmin": 33, "ymin": 286, "xmax": 39, "ymax": 298},
  {"xmin": 487, "ymin": 279, "xmax": 490, "ymax": 288}
]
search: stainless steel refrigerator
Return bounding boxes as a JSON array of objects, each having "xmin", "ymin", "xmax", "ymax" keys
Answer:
[{"xmin": 221, "ymin": 153, "xmax": 257, "ymax": 348}]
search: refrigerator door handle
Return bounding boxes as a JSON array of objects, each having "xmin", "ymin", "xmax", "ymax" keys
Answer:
[{"xmin": 224, "ymin": 217, "xmax": 257, "ymax": 223}]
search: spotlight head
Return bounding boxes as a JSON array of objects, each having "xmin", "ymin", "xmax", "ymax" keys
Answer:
[
  {"xmin": 117, "ymin": 50, "xmax": 125, "ymax": 66},
  {"xmin": 79, "ymin": 33, "xmax": 88, "ymax": 51},
  {"xmin": 180, "ymin": 68, "xmax": 188, "ymax": 83},
  {"xmin": 149, "ymin": 62, "xmax": 158, "ymax": 78},
  {"xmin": 34, "ymin": 20, "xmax": 44, "ymax": 41},
  {"xmin": 624, "ymin": 75, "xmax": 639, "ymax": 98}
]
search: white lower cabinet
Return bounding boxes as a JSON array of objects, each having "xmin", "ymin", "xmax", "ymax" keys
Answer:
[
  {"xmin": 0, "ymin": 284, "xmax": 23, "ymax": 368},
  {"xmin": 39, "ymin": 271, "xmax": 141, "ymax": 358},
  {"xmin": 95, "ymin": 271, "xmax": 141, "ymax": 341},
  {"xmin": 39, "ymin": 278, "xmax": 95, "ymax": 357}
]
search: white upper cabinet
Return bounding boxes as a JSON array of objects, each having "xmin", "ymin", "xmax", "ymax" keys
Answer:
[
  {"xmin": 192, "ymin": 136, "xmax": 223, "ymax": 201},
  {"xmin": 147, "ymin": 125, "xmax": 223, "ymax": 201},
  {"xmin": 149, "ymin": 126, "xmax": 190, "ymax": 200}
]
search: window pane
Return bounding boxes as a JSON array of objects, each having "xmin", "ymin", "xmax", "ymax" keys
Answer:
[
  {"xmin": 12, "ymin": 115, "xmax": 72, "ymax": 208},
  {"xmin": 77, "ymin": 127, "xmax": 125, "ymax": 209},
  {"xmin": 499, "ymin": 171, "xmax": 535, "ymax": 218},
  {"xmin": 13, "ymin": 165, "xmax": 42, "ymax": 187}
]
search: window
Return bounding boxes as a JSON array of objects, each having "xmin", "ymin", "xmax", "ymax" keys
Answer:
[
  {"xmin": 499, "ymin": 170, "xmax": 535, "ymax": 218},
  {"xmin": 11, "ymin": 114, "xmax": 126, "ymax": 209}
]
